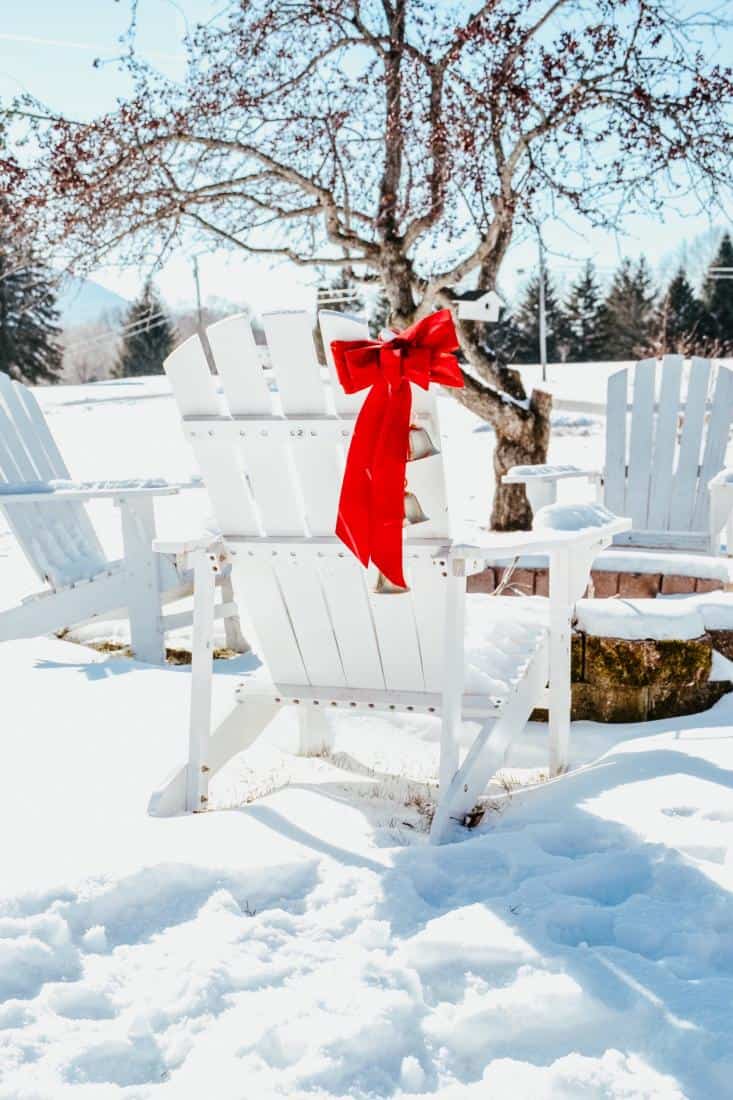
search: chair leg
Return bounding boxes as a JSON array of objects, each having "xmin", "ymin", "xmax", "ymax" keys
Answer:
[
  {"xmin": 186, "ymin": 549, "xmax": 218, "ymax": 812},
  {"xmin": 219, "ymin": 572, "xmax": 248, "ymax": 652},
  {"xmin": 117, "ymin": 496, "xmax": 165, "ymax": 664},
  {"xmin": 548, "ymin": 549, "xmax": 573, "ymax": 776},
  {"xmin": 296, "ymin": 707, "xmax": 333, "ymax": 756}
]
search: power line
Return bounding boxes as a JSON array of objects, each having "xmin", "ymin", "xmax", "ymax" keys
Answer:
[{"xmin": 64, "ymin": 311, "xmax": 168, "ymax": 353}]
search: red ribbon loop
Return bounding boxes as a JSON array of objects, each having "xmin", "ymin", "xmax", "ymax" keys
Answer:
[{"xmin": 330, "ymin": 309, "xmax": 463, "ymax": 588}]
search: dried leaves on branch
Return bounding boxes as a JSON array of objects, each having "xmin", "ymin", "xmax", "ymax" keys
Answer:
[{"xmin": 3, "ymin": 0, "xmax": 731, "ymax": 525}]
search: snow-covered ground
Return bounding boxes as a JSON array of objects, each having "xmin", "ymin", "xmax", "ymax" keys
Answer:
[{"xmin": 1, "ymin": 367, "xmax": 733, "ymax": 1099}]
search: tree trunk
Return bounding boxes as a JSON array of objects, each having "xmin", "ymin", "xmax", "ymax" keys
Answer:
[{"xmin": 491, "ymin": 388, "xmax": 552, "ymax": 529}]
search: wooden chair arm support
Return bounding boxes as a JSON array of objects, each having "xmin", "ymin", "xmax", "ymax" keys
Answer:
[
  {"xmin": 708, "ymin": 472, "xmax": 733, "ymax": 551},
  {"xmin": 502, "ymin": 464, "xmax": 602, "ymax": 485},
  {"xmin": 0, "ymin": 483, "xmax": 180, "ymax": 504},
  {"xmin": 153, "ymin": 532, "xmax": 225, "ymax": 556},
  {"xmin": 449, "ymin": 515, "xmax": 630, "ymax": 565}
]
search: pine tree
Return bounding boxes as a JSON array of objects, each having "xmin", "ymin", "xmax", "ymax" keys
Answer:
[
  {"xmin": 563, "ymin": 260, "xmax": 604, "ymax": 361},
  {"xmin": 655, "ymin": 268, "xmax": 705, "ymax": 353},
  {"xmin": 115, "ymin": 283, "xmax": 175, "ymax": 377},
  {"xmin": 513, "ymin": 271, "xmax": 569, "ymax": 364},
  {"xmin": 0, "ymin": 232, "xmax": 62, "ymax": 384},
  {"xmin": 599, "ymin": 257, "xmax": 656, "ymax": 359},
  {"xmin": 370, "ymin": 288, "xmax": 391, "ymax": 336},
  {"xmin": 701, "ymin": 232, "xmax": 733, "ymax": 351}
]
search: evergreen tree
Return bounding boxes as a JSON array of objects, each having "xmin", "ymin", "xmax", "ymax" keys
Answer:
[
  {"xmin": 0, "ymin": 232, "xmax": 62, "ymax": 384},
  {"xmin": 115, "ymin": 283, "xmax": 175, "ymax": 377},
  {"xmin": 563, "ymin": 260, "xmax": 604, "ymax": 361},
  {"xmin": 370, "ymin": 288, "xmax": 391, "ymax": 336},
  {"xmin": 701, "ymin": 232, "xmax": 733, "ymax": 351},
  {"xmin": 513, "ymin": 271, "xmax": 569, "ymax": 364},
  {"xmin": 655, "ymin": 267, "xmax": 705, "ymax": 353},
  {"xmin": 599, "ymin": 256, "xmax": 656, "ymax": 359}
]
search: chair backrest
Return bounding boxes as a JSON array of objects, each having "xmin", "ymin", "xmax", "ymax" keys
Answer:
[
  {"xmin": 0, "ymin": 373, "xmax": 106, "ymax": 588},
  {"xmin": 604, "ymin": 355, "xmax": 733, "ymax": 548},
  {"xmin": 165, "ymin": 309, "xmax": 454, "ymax": 693}
]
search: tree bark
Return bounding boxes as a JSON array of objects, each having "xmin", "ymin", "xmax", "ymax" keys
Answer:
[{"xmin": 490, "ymin": 388, "xmax": 552, "ymax": 530}]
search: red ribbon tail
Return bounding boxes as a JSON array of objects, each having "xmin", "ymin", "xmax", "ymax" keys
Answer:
[
  {"xmin": 371, "ymin": 380, "xmax": 412, "ymax": 589},
  {"xmin": 335, "ymin": 384, "xmax": 386, "ymax": 569}
]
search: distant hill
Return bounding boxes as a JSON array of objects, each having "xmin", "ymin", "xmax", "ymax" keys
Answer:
[{"xmin": 57, "ymin": 276, "xmax": 129, "ymax": 327}]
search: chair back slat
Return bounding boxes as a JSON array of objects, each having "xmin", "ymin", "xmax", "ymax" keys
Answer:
[
  {"xmin": 262, "ymin": 311, "xmax": 340, "ymax": 536},
  {"xmin": 647, "ymin": 355, "xmax": 683, "ymax": 530},
  {"xmin": 668, "ymin": 357, "xmax": 711, "ymax": 531},
  {"xmin": 318, "ymin": 556, "xmax": 386, "ymax": 689},
  {"xmin": 263, "ymin": 311, "xmax": 328, "ymax": 415},
  {"xmin": 233, "ymin": 557, "xmax": 308, "ymax": 682},
  {"xmin": 0, "ymin": 374, "xmax": 106, "ymax": 588},
  {"xmin": 603, "ymin": 368, "xmax": 629, "ymax": 515},
  {"xmin": 166, "ymin": 335, "xmax": 261, "ymax": 536},
  {"xmin": 625, "ymin": 358, "xmax": 656, "ymax": 528},
  {"xmin": 207, "ymin": 314, "xmax": 272, "ymax": 415},
  {"xmin": 319, "ymin": 310, "xmax": 369, "ymax": 416},
  {"xmin": 410, "ymin": 561, "xmax": 449, "ymax": 691},
  {"xmin": 368, "ymin": 576, "xmax": 426, "ymax": 691},
  {"xmin": 693, "ymin": 363, "xmax": 733, "ymax": 531},
  {"xmin": 274, "ymin": 559, "xmax": 347, "ymax": 686},
  {"xmin": 166, "ymin": 309, "xmax": 455, "ymax": 693},
  {"xmin": 604, "ymin": 357, "xmax": 732, "ymax": 543}
]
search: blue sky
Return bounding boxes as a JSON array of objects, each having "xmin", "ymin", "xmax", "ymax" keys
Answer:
[{"xmin": 1, "ymin": 0, "xmax": 731, "ymax": 314}]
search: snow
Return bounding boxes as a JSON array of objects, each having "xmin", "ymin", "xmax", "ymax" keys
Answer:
[
  {"xmin": 534, "ymin": 502, "xmax": 618, "ymax": 532},
  {"xmin": 507, "ymin": 463, "xmax": 598, "ymax": 480},
  {"xmin": 1, "ymin": 371, "xmax": 733, "ymax": 1098},
  {"xmin": 0, "ymin": 477, "xmax": 171, "ymax": 495},
  {"xmin": 575, "ymin": 598, "xmax": 707, "ymax": 641}
]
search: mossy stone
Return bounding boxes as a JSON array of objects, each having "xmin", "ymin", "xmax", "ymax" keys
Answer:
[{"xmin": 583, "ymin": 634, "xmax": 711, "ymax": 689}]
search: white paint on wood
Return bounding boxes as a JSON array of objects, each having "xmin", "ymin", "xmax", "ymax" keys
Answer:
[
  {"xmin": 318, "ymin": 310, "xmax": 369, "ymax": 416},
  {"xmin": 264, "ymin": 310, "xmax": 327, "ymax": 415},
  {"xmin": 603, "ymin": 368, "xmax": 628, "ymax": 515},
  {"xmin": 548, "ymin": 547, "xmax": 572, "ymax": 776},
  {"xmin": 670, "ymin": 357, "xmax": 711, "ymax": 531},
  {"xmin": 165, "ymin": 336, "xmax": 260, "ymax": 536},
  {"xmin": 117, "ymin": 495, "xmax": 165, "ymax": 665},
  {"xmin": 647, "ymin": 355, "xmax": 683, "ymax": 530},
  {"xmin": 438, "ymin": 561, "xmax": 466, "ymax": 795},
  {"xmin": 367, "ymin": 572, "xmax": 425, "ymax": 692},
  {"xmin": 318, "ymin": 555, "xmax": 385, "ymax": 690},
  {"xmin": 187, "ymin": 549, "xmax": 217, "ymax": 811},
  {"xmin": 626, "ymin": 358, "xmax": 656, "ymax": 528},
  {"xmin": 693, "ymin": 365, "xmax": 733, "ymax": 531},
  {"xmin": 207, "ymin": 314, "xmax": 272, "ymax": 416},
  {"xmin": 274, "ymin": 559, "xmax": 347, "ymax": 686}
]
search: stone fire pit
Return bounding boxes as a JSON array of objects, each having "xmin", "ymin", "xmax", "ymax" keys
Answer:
[{"xmin": 469, "ymin": 552, "xmax": 733, "ymax": 723}]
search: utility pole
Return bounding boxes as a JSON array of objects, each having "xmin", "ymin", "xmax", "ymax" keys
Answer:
[
  {"xmin": 537, "ymin": 234, "xmax": 548, "ymax": 383},
  {"xmin": 191, "ymin": 253, "xmax": 216, "ymax": 372},
  {"xmin": 193, "ymin": 254, "xmax": 204, "ymax": 330}
]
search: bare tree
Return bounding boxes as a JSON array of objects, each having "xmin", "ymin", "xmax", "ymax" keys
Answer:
[{"xmin": 2, "ymin": 0, "xmax": 731, "ymax": 525}]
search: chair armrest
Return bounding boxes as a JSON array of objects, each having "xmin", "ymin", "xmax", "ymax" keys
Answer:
[
  {"xmin": 153, "ymin": 532, "xmax": 223, "ymax": 555},
  {"xmin": 451, "ymin": 506, "xmax": 630, "ymax": 562},
  {"xmin": 709, "ymin": 469, "xmax": 733, "ymax": 491},
  {"xmin": 708, "ymin": 471, "xmax": 733, "ymax": 552},
  {"xmin": 503, "ymin": 463, "xmax": 602, "ymax": 485},
  {"xmin": 0, "ymin": 478, "xmax": 180, "ymax": 503}
]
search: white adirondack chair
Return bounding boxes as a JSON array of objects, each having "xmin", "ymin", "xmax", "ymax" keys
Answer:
[
  {"xmin": 150, "ymin": 310, "xmax": 628, "ymax": 843},
  {"xmin": 0, "ymin": 372, "xmax": 244, "ymax": 663},
  {"xmin": 504, "ymin": 356, "xmax": 733, "ymax": 556}
]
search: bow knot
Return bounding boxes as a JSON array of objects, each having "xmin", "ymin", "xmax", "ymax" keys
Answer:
[{"xmin": 330, "ymin": 309, "xmax": 463, "ymax": 588}]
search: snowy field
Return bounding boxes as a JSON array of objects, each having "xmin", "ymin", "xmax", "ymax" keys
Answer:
[{"xmin": 1, "ymin": 364, "xmax": 733, "ymax": 1098}]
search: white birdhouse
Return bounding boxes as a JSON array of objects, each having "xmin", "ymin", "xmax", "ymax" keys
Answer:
[{"xmin": 456, "ymin": 289, "xmax": 503, "ymax": 323}]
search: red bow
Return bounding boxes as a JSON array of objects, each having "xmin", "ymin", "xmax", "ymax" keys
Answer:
[{"xmin": 331, "ymin": 309, "xmax": 463, "ymax": 588}]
